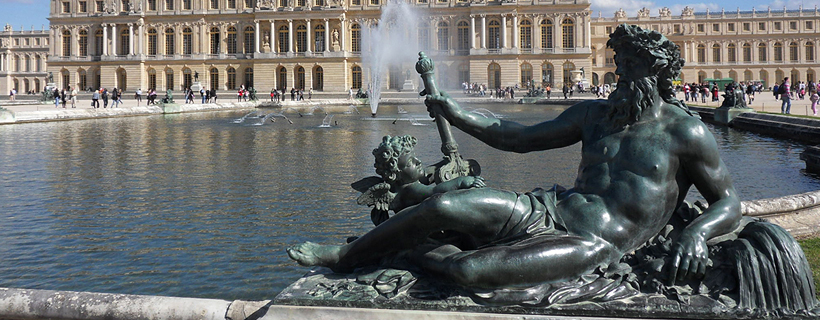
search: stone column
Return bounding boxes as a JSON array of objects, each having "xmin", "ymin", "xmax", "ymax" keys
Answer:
[
  {"xmin": 254, "ymin": 20, "xmax": 260, "ymax": 53},
  {"xmin": 288, "ymin": 19, "xmax": 294, "ymax": 53},
  {"xmin": 128, "ymin": 23, "xmax": 134, "ymax": 55},
  {"xmin": 324, "ymin": 19, "xmax": 330, "ymax": 52},
  {"xmin": 501, "ymin": 15, "xmax": 506, "ymax": 49},
  {"xmin": 470, "ymin": 15, "xmax": 476, "ymax": 49},
  {"xmin": 102, "ymin": 24, "xmax": 108, "ymax": 56},
  {"xmin": 138, "ymin": 20, "xmax": 144, "ymax": 56},
  {"xmin": 270, "ymin": 20, "xmax": 276, "ymax": 53},
  {"xmin": 555, "ymin": 15, "xmax": 562, "ymax": 50},
  {"xmin": 111, "ymin": 24, "xmax": 118, "ymax": 56},
  {"xmin": 340, "ymin": 17, "xmax": 345, "ymax": 52},
  {"xmin": 480, "ymin": 14, "xmax": 486, "ymax": 49},
  {"xmin": 512, "ymin": 15, "xmax": 518, "ymax": 49},
  {"xmin": 306, "ymin": 19, "xmax": 312, "ymax": 53}
]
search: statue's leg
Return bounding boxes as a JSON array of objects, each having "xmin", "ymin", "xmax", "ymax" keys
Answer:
[{"xmin": 416, "ymin": 235, "xmax": 617, "ymax": 289}]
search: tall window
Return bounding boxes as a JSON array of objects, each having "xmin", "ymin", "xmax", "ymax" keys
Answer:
[
  {"xmin": 541, "ymin": 19, "xmax": 553, "ymax": 49},
  {"xmin": 183, "ymin": 0, "xmax": 192, "ymax": 9},
  {"xmin": 62, "ymin": 30, "xmax": 71, "ymax": 57},
  {"xmin": 227, "ymin": 27, "xmax": 237, "ymax": 54},
  {"xmin": 758, "ymin": 43, "xmax": 767, "ymax": 62},
  {"xmin": 519, "ymin": 20, "xmax": 532, "ymax": 49},
  {"xmin": 417, "ymin": 22, "xmax": 429, "ymax": 50},
  {"xmin": 488, "ymin": 63, "xmax": 500, "ymax": 88},
  {"xmin": 78, "ymin": 70, "xmax": 87, "ymax": 89},
  {"xmin": 165, "ymin": 70, "xmax": 174, "ymax": 90},
  {"xmin": 277, "ymin": 67, "xmax": 287, "ymax": 90},
  {"xmin": 313, "ymin": 66, "xmax": 323, "ymax": 90},
  {"xmin": 774, "ymin": 42, "xmax": 783, "ymax": 62},
  {"xmin": 244, "ymin": 26, "xmax": 255, "ymax": 53},
  {"xmin": 244, "ymin": 68, "xmax": 253, "ymax": 88},
  {"xmin": 211, "ymin": 0, "xmax": 219, "ymax": 9},
  {"xmin": 120, "ymin": 29, "xmax": 130, "ymax": 55},
  {"xmin": 352, "ymin": 66, "xmax": 362, "ymax": 89},
  {"xmin": 95, "ymin": 30, "xmax": 103, "ymax": 55},
  {"xmin": 79, "ymin": 30, "xmax": 88, "ymax": 57},
  {"xmin": 295, "ymin": 66, "xmax": 304, "ymax": 89},
  {"xmin": 148, "ymin": 0, "xmax": 156, "ymax": 10},
  {"xmin": 789, "ymin": 42, "xmax": 798, "ymax": 61},
  {"xmin": 148, "ymin": 69, "xmax": 156, "ymax": 89},
  {"xmin": 227, "ymin": 67, "xmax": 236, "ymax": 90},
  {"xmin": 165, "ymin": 28, "xmax": 175, "ymax": 55},
  {"xmin": 806, "ymin": 42, "xmax": 815, "ymax": 61},
  {"xmin": 296, "ymin": 25, "xmax": 307, "ymax": 52},
  {"xmin": 278, "ymin": 25, "xmax": 289, "ymax": 52},
  {"xmin": 457, "ymin": 21, "xmax": 469, "ymax": 51},
  {"xmin": 245, "ymin": 0, "xmax": 253, "ymax": 8},
  {"xmin": 182, "ymin": 28, "xmax": 192, "ymax": 54},
  {"xmin": 520, "ymin": 63, "xmax": 533, "ymax": 87},
  {"xmin": 727, "ymin": 43, "xmax": 736, "ymax": 62},
  {"xmin": 314, "ymin": 25, "xmax": 325, "ymax": 52},
  {"xmin": 458, "ymin": 63, "xmax": 469, "ymax": 83},
  {"xmin": 35, "ymin": 56, "xmax": 41, "ymax": 71},
  {"xmin": 712, "ymin": 44, "xmax": 721, "ymax": 62},
  {"xmin": 148, "ymin": 29, "xmax": 158, "ymax": 55},
  {"xmin": 209, "ymin": 68, "xmax": 219, "ymax": 90},
  {"xmin": 561, "ymin": 18, "xmax": 574, "ymax": 48},
  {"xmin": 165, "ymin": 0, "xmax": 173, "ymax": 10},
  {"xmin": 183, "ymin": 68, "xmax": 192, "ymax": 89},
  {"xmin": 437, "ymin": 22, "xmax": 449, "ymax": 51},
  {"xmin": 697, "ymin": 44, "xmax": 705, "ymax": 63},
  {"xmin": 488, "ymin": 20, "xmax": 500, "ymax": 49},
  {"xmin": 351, "ymin": 24, "xmax": 361, "ymax": 52},
  {"xmin": 210, "ymin": 27, "xmax": 220, "ymax": 54},
  {"xmin": 228, "ymin": 0, "xmax": 236, "ymax": 8},
  {"xmin": 743, "ymin": 43, "xmax": 751, "ymax": 62}
]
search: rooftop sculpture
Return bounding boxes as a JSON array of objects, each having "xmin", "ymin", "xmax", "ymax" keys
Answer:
[{"xmin": 283, "ymin": 24, "xmax": 818, "ymax": 318}]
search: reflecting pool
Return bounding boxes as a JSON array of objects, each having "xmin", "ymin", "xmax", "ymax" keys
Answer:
[{"xmin": 1, "ymin": 103, "xmax": 817, "ymax": 301}]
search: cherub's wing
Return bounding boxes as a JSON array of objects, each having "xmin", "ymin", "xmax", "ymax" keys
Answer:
[
  {"xmin": 351, "ymin": 176, "xmax": 384, "ymax": 193},
  {"xmin": 356, "ymin": 182, "xmax": 395, "ymax": 208}
]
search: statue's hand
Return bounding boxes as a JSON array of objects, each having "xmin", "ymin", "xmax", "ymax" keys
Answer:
[
  {"xmin": 456, "ymin": 176, "xmax": 485, "ymax": 189},
  {"xmin": 424, "ymin": 91, "xmax": 458, "ymax": 120},
  {"xmin": 667, "ymin": 231, "xmax": 708, "ymax": 285}
]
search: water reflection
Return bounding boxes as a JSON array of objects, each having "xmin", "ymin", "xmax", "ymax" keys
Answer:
[{"xmin": 0, "ymin": 104, "xmax": 817, "ymax": 301}]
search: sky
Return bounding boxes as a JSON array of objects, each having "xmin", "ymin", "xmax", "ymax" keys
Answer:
[{"xmin": 0, "ymin": 0, "xmax": 819, "ymax": 32}]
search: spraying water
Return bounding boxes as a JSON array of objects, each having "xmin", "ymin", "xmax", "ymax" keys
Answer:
[{"xmin": 361, "ymin": 0, "xmax": 421, "ymax": 116}]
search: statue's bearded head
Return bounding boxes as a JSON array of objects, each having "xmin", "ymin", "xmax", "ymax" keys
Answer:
[{"xmin": 605, "ymin": 24, "xmax": 691, "ymax": 128}]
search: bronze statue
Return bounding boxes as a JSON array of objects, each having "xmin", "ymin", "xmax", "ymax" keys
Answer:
[{"xmin": 286, "ymin": 24, "xmax": 817, "ymax": 315}]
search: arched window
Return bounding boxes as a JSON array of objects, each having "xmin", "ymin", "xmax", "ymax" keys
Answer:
[
  {"xmin": 488, "ymin": 20, "xmax": 500, "ymax": 49},
  {"xmin": 244, "ymin": 26, "xmax": 255, "ymax": 53},
  {"xmin": 519, "ymin": 20, "xmax": 532, "ymax": 49},
  {"xmin": 727, "ymin": 43, "xmax": 736, "ymax": 62},
  {"xmin": 458, "ymin": 63, "xmax": 469, "ymax": 83},
  {"xmin": 95, "ymin": 30, "xmax": 103, "ymax": 55},
  {"xmin": 182, "ymin": 68, "xmax": 192, "ymax": 89},
  {"xmin": 209, "ymin": 68, "xmax": 219, "ymax": 90},
  {"xmin": 520, "ymin": 63, "xmax": 533, "ymax": 88},
  {"xmin": 62, "ymin": 30, "xmax": 71, "ymax": 56},
  {"xmin": 314, "ymin": 24, "xmax": 325, "ymax": 52},
  {"xmin": 758, "ymin": 43, "xmax": 767, "ymax": 62},
  {"xmin": 210, "ymin": 27, "xmax": 220, "ymax": 54},
  {"xmin": 79, "ymin": 30, "xmax": 88, "ymax": 57},
  {"xmin": 742, "ymin": 43, "xmax": 751, "ymax": 62},
  {"xmin": 774, "ymin": 42, "xmax": 783, "ymax": 62},
  {"xmin": 351, "ymin": 23, "xmax": 361, "ymax": 52},
  {"xmin": 542, "ymin": 62, "xmax": 554, "ymax": 85},
  {"xmin": 165, "ymin": 28, "xmax": 175, "ymax": 55},
  {"xmin": 437, "ymin": 21, "xmax": 449, "ymax": 51},
  {"xmin": 120, "ymin": 28, "xmax": 130, "ymax": 55},
  {"xmin": 35, "ymin": 55, "xmax": 41, "ymax": 72},
  {"xmin": 789, "ymin": 42, "xmax": 798, "ymax": 61},
  {"xmin": 562, "ymin": 61, "xmax": 574, "ymax": 84},
  {"xmin": 227, "ymin": 26, "xmax": 237, "ymax": 54},
  {"xmin": 296, "ymin": 25, "xmax": 307, "ymax": 52},
  {"xmin": 457, "ymin": 21, "xmax": 469, "ymax": 52},
  {"xmin": 278, "ymin": 25, "xmax": 289, "ymax": 52},
  {"xmin": 561, "ymin": 18, "xmax": 574, "ymax": 48},
  {"xmin": 244, "ymin": 67, "xmax": 253, "ymax": 88},
  {"xmin": 417, "ymin": 21, "xmax": 430, "ymax": 50},
  {"xmin": 277, "ymin": 67, "xmax": 287, "ymax": 90},
  {"xmin": 712, "ymin": 43, "xmax": 721, "ymax": 63},
  {"xmin": 697, "ymin": 44, "xmax": 706, "ymax": 63},
  {"xmin": 148, "ymin": 68, "xmax": 157, "ymax": 90},
  {"xmin": 182, "ymin": 28, "xmax": 193, "ymax": 54},
  {"xmin": 352, "ymin": 66, "xmax": 362, "ymax": 89},
  {"xmin": 488, "ymin": 63, "xmax": 501, "ymax": 88},
  {"xmin": 807, "ymin": 42, "xmax": 815, "ymax": 62},
  {"xmin": 227, "ymin": 67, "xmax": 236, "ymax": 89},
  {"xmin": 295, "ymin": 66, "xmax": 305, "ymax": 89},
  {"xmin": 164, "ymin": 69, "xmax": 174, "ymax": 90},
  {"xmin": 148, "ymin": 29, "xmax": 158, "ymax": 55},
  {"xmin": 313, "ymin": 66, "xmax": 323, "ymax": 90},
  {"xmin": 541, "ymin": 19, "xmax": 554, "ymax": 49}
]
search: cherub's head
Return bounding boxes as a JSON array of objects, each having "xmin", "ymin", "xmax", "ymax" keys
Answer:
[{"xmin": 373, "ymin": 135, "xmax": 422, "ymax": 185}]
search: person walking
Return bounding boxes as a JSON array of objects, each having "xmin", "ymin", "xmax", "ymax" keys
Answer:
[
  {"xmin": 70, "ymin": 87, "xmax": 77, "ymax": 108},
  {"xmin": 102, "ymin": 88, "xmax": 109, "ymax": 108},
  {"xmin": 135, "ymin": 88, "xmax": 142, "ymax": 106},
  {"xmin": 91, "ymin": 89, "xmax": 100, "ymax": 108},
  {"xmin": 60, "ymin": 88, "xmax": 67, "ymax": 108},
  {"xmin": 111, "ymin": 87, "xmax": 120, "ymax": 107},
  {"xmin": 210, "ymin": 88, "xmax": 217, "ymax": 103},
  {"xmin": 810, "ymin": 91, "xmax": 819, "ymax": 116},
  {"xmin": 781, "ymin": 77, "xmax": 792, "ymax": 114}
]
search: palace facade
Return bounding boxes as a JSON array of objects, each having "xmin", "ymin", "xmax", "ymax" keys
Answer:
[
  {"xmin": 44, "ymin": 1, "xmax": 820, "ymax": 93},
  {"xmin": 590, "ymin": 7, "xmax": 820, "ymax": 88},
  {"xmin": 0, "ymin": 25, "xmax": 49, "ymax": 95},
  {"xmin": 47, "ymin": 0, "xmax": 593, "ymax": 92}
]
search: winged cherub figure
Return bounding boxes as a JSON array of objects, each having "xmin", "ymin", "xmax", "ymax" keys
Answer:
[{"xmin": 353, "ymin": 135, "xmax": 485, "ymax": 226}]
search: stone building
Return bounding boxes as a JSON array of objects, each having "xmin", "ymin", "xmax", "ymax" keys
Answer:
[
  {"xmin": 590, "ymin": 6, "xmax": 820, "ymax": 88},
  {"xmin": 0, "ymin": 24, "xmax": 49, "ymax": 95},
  {"xmin": 47, "ymin": 0, "xmax": 593, "ymax": 92}
]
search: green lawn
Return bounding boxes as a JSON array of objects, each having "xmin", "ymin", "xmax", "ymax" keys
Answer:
[{"xmin": 799, "ymin": 237, "xmax": 820, "ymax": 295}]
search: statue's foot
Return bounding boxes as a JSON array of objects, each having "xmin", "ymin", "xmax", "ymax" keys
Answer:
[{"xmin": 286, "ymin": 242, "xmax": 342, "ymax": 268}]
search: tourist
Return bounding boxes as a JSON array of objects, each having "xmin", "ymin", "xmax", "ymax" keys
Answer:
[
  {"xmin": 810, "ymin": 91, "xmax": 819, "ymax": 116},
  {"xmin": 237, "ymin": 88, "xmax": 243, "ymax": 102},
  {"xmin": 309, "ymin": 88, "xmax": 313, "ymax": 100},
  {"xmin": 70, "ymin": 86, "xmax": 77, "ymax": 108},
  {"xmin": 91, "ymin": 89, "xmax": 100, "ymax": 108},
  {"xmin": 270, "ymin": 88, "xmax": 275, "ymax": 101},
  {"xmin": 545, "ymin": 84, "xmax": 551, "ymax": 99},
  {"xmin": 9, "ymin": 88, "xmax": 15, "ymax": 101},
  {"xmin": 135, "ymin": 88, "xmax": 142, "ymax": 106},
  {"xmin": 781, "ymin": 77, "xmax": 792, "ymax": 114},
  {"xmin": 60, "ymin": 88, "xmax": 67, "ymax": 108},
  {"xmin": 348, "ymin": 87, "xmax": 354, "ymax": 100},
  {"xmin": 210, "ymin": 88, "xmax": 217, "ymax": 103},
  {"xmin": 291, "ymin": 88, "xmax": 296, "ymax": 101},
  {"xmin": 116, "ymin": 88, "xmax": 123, "ymax": 107},
  {"xmin": 101, "ymin": 88, "xmax": 109, "ymax": 108},
  {"xmin": 111, "ymin": 87, "xmax": 120, "ymax": 107},
  {"xmin": 200, "ymin": 88, "xmax": 206, "ymax": 104},
  {"xmin": 562, "ymin": 83, "xmax": 569, "ymax": 99},
  {"xmin": 53, "ymin": 87, "xmax": 60, "ymax": 108}
]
